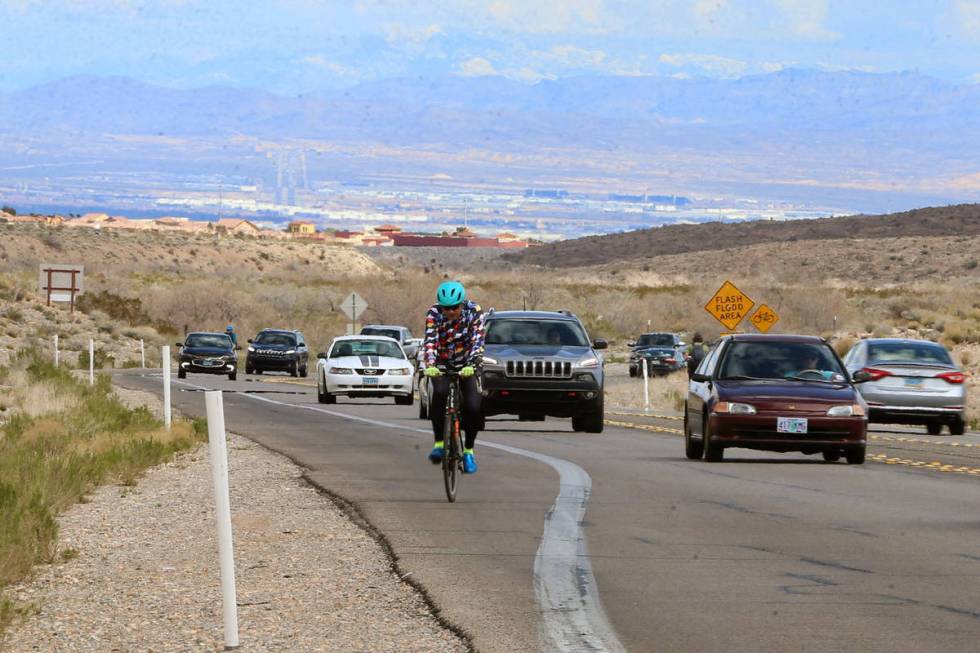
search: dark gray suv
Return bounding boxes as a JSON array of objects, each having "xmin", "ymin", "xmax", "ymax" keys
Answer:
[{"xmin": 480, "ymin": 310, "xmax": 607, "ymax": 433}]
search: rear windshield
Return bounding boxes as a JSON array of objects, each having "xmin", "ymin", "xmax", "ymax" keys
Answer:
[
  {"xmin": 361, "ymin": 327, "xmax": 402, "ymax": 340},
  {"xmin": 485, "ymin": 319, "xmax": 589, "ymax": 346},
  {"xmin": 868, "ymin": 342, "xmax": 953, "ymax": 367},
  {"xmin": 254, "ymin": 332, "xmax": 296, "ymax": 346},
  {"xmin": 330, "ymin": 339, "xmax": 405, "ymax": 359},
  {"xmin": 185, "ymin": 334, "xmax": 232, "ymax": 349},
  {"xmin": 718, "ymin": 341, "xmax": 845, "ymax": 380},
  {"xmin": 637, "ymin": 333, "xmax": 676, "ymax": 347}
]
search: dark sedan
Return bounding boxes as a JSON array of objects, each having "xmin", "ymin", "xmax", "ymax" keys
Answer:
[
  {"xmin": 176, "ymin": 332, "xmax": 240, "ymax": 381},
  {"xmin": 684, "ymin": 334, "xmax": 867, "ymax": 463}
]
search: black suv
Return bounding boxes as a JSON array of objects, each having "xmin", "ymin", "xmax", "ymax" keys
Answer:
[
  {"xmin": 245, "ymin": 329, "xmax": 309, "ymax": 377},
  {"xmin": 628, "ymin": 332, "xmax": 686, "ymax": 377},
  {"xmin": 176, "ymin": 332, "xmax": 239, "ymax": 380},
  {"xmin": 480, "ymin": 310, "xmax": 607, "ymax": 433}
]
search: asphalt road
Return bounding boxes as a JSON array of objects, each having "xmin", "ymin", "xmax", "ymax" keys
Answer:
[{"xmin": 115, "ymin": 370, "xmax": 980, "ymax": 653}]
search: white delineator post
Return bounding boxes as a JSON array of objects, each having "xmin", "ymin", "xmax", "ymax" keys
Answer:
[
  {"xmin": 88, "ymin": 339, "xmax": 94, "ymax": 385},
  {"xmin": 140, "ymin": 339, "xmax": 145, "ymax": 369},
  {"xmin": 204, "ymin": 391, "xmax": 240, "ymax": 650},
  {"xmin": 53, "ymin": 334, "xmax": 59, "ymax": 368},
  {"xmin": 162, "ymin": 346, "xmax": 172, "ymax": 430},
  {"xmin": 642, "ymin": 357, "xmax": 650, "ymax": 411}
]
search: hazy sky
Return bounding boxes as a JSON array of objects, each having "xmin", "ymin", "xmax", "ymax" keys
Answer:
[{"xmin": 2, "ymin": 0, "xmax": 979, "ymax": 93}]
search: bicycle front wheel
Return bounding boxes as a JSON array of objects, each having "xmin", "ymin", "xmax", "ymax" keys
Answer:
[{"xmin": 442, "ymin": 412, "xmax": 461, "ymax": 502}]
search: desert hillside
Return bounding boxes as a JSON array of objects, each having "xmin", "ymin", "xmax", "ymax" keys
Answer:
[{"xmin": 502, "ymin": 204, "xmax": 980, "ymax": 268}]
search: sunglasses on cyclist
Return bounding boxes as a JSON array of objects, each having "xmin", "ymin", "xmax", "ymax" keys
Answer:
[{"xmin": 442, "ymin": 303, "xmax": 463, "ymax": 311}]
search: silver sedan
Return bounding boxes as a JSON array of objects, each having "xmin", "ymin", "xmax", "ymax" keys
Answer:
[{"xmin": 843, "ymin": 338, "xmax": 966, "ymax": 435}]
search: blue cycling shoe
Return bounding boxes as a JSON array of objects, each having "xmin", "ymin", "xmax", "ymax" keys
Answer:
[
  {"xmin": 428, "ymin": 443, "xmax": 444, "ymax": 464},
  {"xmin": 462, "ymin": 452, "xmax": 477, "ymax": 474}
]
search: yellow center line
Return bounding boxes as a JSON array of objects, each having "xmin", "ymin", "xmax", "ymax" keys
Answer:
[
  {"xmin": 607, "ymin": 410, "xmax": 683, "ymax": 421},
  {"xmin": 604, "ymin": 419, "xmax": 980, "ymax": 478}
]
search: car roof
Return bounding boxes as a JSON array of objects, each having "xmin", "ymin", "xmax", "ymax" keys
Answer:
[
  {"xmin": 487, "ymin": 310, "xmax": 579, "ymax": 321},
  {"xmin": 332, "ymin": 335, "xmax": 401, "ymax": 343},
  {"xmin": 862, "ymin": 337, "xmax": 943, "ymax": 345},
  {"xmin": 638, "ymin": 332, "xmax": 678, "ymax": 337},
  {"xmin": 361, "ymin": 324, "xmax": 407, "ymax": 330},
  {"xmin": 187, "ymin": 332, "xmax": 230, "ymax": 338},
  {"xmin": 256, "ymin": 328, "xmax": 298, "ymax": 335},
  {"xmin": 726, "ymin": 333, "xmax": 827, "ymax": 344}
]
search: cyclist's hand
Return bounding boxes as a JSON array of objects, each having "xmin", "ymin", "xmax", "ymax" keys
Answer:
[
  {"xmin": 460, "ymin": 365, "xmax": 475, "ymax": 378},
  {"xmin": 424, "ymin": 366, "xmax": 442, "ymax": 378}
]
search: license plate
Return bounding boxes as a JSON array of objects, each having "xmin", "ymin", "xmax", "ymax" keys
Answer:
[
  {"xmin": 362, "ymin": 377, "xmax": 379, "ymax": 385},
  {"xmin": 904, "ymin": 377, "xmax": 924, "ymax": 388},
  {"xmin": 777, "ymin": 417, "xmax": 808, "ymax": 434}
]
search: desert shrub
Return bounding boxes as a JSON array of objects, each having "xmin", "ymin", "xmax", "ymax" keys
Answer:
[
  {"xmin": 966, "ymin": 260, "xmax": 978, "ymax": 270},
  {"xmin": 834, "ymin": 337, "xmax": 855, "ymax": 357},
  {"xmin": 77, "ymin": 290, "xmax": 151, "ymax": 326}
]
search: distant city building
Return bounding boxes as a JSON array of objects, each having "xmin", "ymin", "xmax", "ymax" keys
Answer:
[
  {"xmin": 287, "ymin": 220, "xmax": 317, "ymax": 235},
  {"xmin": 524, "ymin": 189, "xmax": 568, "ymax": 199},
  {"xmin": 216, "ymin": 218, "xmax": 261, "ymax": 235}
]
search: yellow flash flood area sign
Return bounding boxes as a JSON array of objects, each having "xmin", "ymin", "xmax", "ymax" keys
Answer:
[
  {"xmin": 705, "ymin": 281, "xmax": 755, "ymax": 331},
  {"xmin": 750, "ymin": 304, "xmax": 780, "ymax": 333}
]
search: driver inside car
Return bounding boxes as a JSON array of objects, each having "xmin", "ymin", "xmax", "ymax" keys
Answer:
[{"xmin": 785, "ymin": 351, "xmax": 835, "ymax": 380}]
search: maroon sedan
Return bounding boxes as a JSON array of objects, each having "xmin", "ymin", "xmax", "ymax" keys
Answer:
[{"xmin": 684, "ymin": 334, "xmax": 867, "ymax": 463}]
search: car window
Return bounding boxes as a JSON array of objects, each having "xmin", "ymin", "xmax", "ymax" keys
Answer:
[
  {"xmin": 255, "ymin": 332, "xmax": 297, "ymax": 346},
  {"xmin": 638, "ymin": 333, "xmax": 675, "ymax": 347},
  {"xmin": 185, "ymin": 334, "xmax": 233, "ymax": 348},
  {"xmin": 697, "ymin": 342, "xmax": 722, "ymax": 376},
  {"xmin": 718, "ymin": 341, "xmax": 845, "ymax": 380},
  {"xmin": 867, "ymin": 342, "xmax": 953, "ymax": 366},
  {"xmin": 361, "ymin": 327, "xmax": 401, "ymax": 341},
  {"xmin": 330, "ymin": 339, "xmax": 405, "ymax": 359},
  {"xmin": 485, "ymin": 319, "xmax": 589, "ymax": 346}
]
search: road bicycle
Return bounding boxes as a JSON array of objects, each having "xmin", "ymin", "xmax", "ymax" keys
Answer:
[{"xmin": 441, "ymin": 371, "xmax": 465, "ymax": 503}]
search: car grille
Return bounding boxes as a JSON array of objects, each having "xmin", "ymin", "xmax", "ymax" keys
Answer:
[
  {"xmin": 733, "ymin": 427, "xmax": 853, "ymax": 438},
  {"xmin": 505, "ymin": 360, "xmax": 573, "ymax": 378},
  {"xmin": 193, "ymin": 357, "xmax": 225, "ymax": 367},
  {"xmin": 254, "ymin": 349, "xmax": 289, "ymax": 356},
  {"xmin": 356, "ymin": 368, "xmax": 384, "ymax": 375}
]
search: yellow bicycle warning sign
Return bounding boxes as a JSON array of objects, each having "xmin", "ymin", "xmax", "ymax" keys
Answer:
[
  {"xmin": 750, "ymin": 304, "xmax": 779, "ymax": 333},
  {"xmin": 704, "ymin": 281, "xmax": 754, "ymax": 331}
]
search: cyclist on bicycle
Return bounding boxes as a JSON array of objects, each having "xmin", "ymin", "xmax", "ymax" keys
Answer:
[{"xmin": 422, "ymin": 280, "xmax": 486, "ymax": 474}]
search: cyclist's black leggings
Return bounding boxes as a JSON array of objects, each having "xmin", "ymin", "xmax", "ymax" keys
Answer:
[{"xmin": 430, "ymin": 376, "xmax": 483, "ymax": 449}]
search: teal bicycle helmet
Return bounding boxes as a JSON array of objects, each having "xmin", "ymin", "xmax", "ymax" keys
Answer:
[{"xmin": 436, "ymin": 280, "xmax": 466, "ymax": 307}]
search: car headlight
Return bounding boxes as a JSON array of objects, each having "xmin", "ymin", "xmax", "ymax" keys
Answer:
[
  {"xmin": 390, "ymin": 367, "xmax": 411, "ymax": 375},
  {"xmin": 714, "ymin": 401, "xmax": 757, "ymax": 415},
  {"xmin": 483, "ymin": 356, "xmax": 498, "ymax": 366},
  {"xmin": 575, "ymin": 356, "xmax": 599, "ymax": 368},
  {"xmin": 247, "ymin": 346, "xmax": 255, "ymax": 352},
  {"xmin": 827, "ymin": 404, "xmax": 865, "ymax": 417},
  {"xmin": 329, "ymin": 367, "xmax": 353, "ymax": 374},
  {"xmin": 285, "ymin": 349, "xmax": 296, "ymax": 354}
]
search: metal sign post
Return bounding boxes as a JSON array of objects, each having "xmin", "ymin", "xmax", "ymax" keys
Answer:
[
  {"xmin": 162, "ymin": 346, "xmax": 172, "ymax": 430},
  {"xmin": 88, "ymin": 339, "xmax": 94, "ymax": 385},
  {"xmin": 642, "ymin": 356, "xmax": 650, "ymax": 411},
  {"xmin": 140, "ymin": 339, "xmax": 146, "ymax": 369},
  {"xmin": 53, "ymin": 334, "xmax": 59, "ymax": 367}
]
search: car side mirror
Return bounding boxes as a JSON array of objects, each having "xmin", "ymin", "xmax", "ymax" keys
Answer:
[
  {"xmin": 627, "ymin": 341, "xmax": 636, "ymax": 348},
  {"xmin": 678, "ymin": 342, "xmax": 687, "ymax": 347},
  {"xmin": 593, "ymin": 338, "xmax": 608, "ymax": 349},
  {"xmin": 247, "ymin": 338, "xmax": 253, "ymax": 344},
  {"xmin": 691, "ymin": 372, "xmax": 710, "ymax": 382},
  {"xmin": 235, "ymin": 345, "xmax": 242, "ymax": 351},
  {"xmin": 851, "ymin": 370, "xmax": 872, "ymax": 383},
  {"xmin": 175, "ymin": 342, "xmax": 183, "ymax": 348},
  {"xmin": 317, "ymin": 351, "xmax": 328, "ymax": 359}
]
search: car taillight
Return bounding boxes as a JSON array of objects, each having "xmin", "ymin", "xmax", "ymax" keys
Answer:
[
  {"xmin": 861, "ymin": 367, "xmax": 893, "ymax": 381},
  {"xmin": 936, "ymin": 371, "xmax": 965, "ymax": 384},
  {"xmin": 663, "ymin": 358, "xmax": 676, "ymax": 364}
]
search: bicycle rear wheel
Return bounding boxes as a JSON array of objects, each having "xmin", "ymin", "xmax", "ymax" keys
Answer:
[{"xmin": 442, "ymin": 412, "xmax": 461, "ymax": 502}]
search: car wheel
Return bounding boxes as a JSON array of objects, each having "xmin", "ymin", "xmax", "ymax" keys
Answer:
[
  {"xmin": 317, "ymin": 381, "xmax": 327, "ymax": 403},
  {"xmin": 628, "ymin": 367, "xmax": 636, "ymax": 378},
  {"xmin": 573, "ymin": 397, "xmax": 604, "ymax": 434},
  {"xmin": 177, "ymin": 368, "xmax": 186, "ymax": 379},
  {"xmin": 822, "ymin": 450, "xmax": 841, "ymax": 462},
  {"xmin": 228, "ymin": 371, "xmax": 237, "ymax": 381},
  {"xmin": 927, "ymin": 421, "xmax": 943, "ymax": 435},
  {"xmin": 395, "ymin": 394, "xmax": 414, "ymax": 406},
  {"xmin": 245, "ymin": 365, "xmax": 253, "ymax": 375},
  {"xmin": 300, "ymin": 364, "xmax": 308, "ymax": 378},
  {"xmin": 254, "ymin": 369, "xmax": 262, "ymax": 375},
  {"xmin": 684, "ymin": 410, "xmax": 703, "ymax": 460},
  {"xmin": 418, "ymin": 396, "xmax": 429, "ymax": 419},
  {"xmin": 949, "ymin": 417, "xmax": 966, "ymax": 436},
  {"xmin": 845, "ymin": 446, "xmax": 866, "ymax": 465},
  {"xmin": 291, "ymin": 360, "xmax": 300, "ymax": 377},
  {"xmin": 703, "ymin": 418, "xmax": 723, "ymax": 462}
]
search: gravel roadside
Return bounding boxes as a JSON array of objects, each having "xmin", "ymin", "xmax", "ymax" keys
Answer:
[{"xmin": 1, "ymin": 386, "xmax": 470, "ymax": 653}]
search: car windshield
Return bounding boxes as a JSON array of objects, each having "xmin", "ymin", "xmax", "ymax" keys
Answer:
[
  {"xmin": 254, "ymin": 332, "xmax": 296, "ymax": 346},
  {"xmin": 718, "ymin": 341, "xmax": 845, "ymax": 381},
  {"xmin": 485, "ymin": 319, "xmax": 589, "ymax": 346},
  {"xmin": 637, "ymin": 334, "xmax": 675, "ymax": 347},
  {"xmin": 868, "ymin": 342, "xmax": 953, "ymax": 367},
  {"xmin": 361, "ymin": 327, "xmax": 401, "ymax": 340},
  {"xmin": 185, "ymin": 334, "xmax": 232, "ymax": 349},
  {"xmin": 330, "ymin": 339, "xmax": 404, "ymax": 359}
]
